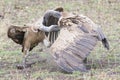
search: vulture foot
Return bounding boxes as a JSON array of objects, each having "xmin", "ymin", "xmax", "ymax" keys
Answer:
[{"xmin": 16, "ymin": 63, "xmax": 32, "ymax": 69}]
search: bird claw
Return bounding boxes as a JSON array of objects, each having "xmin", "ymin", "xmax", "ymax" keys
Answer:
[{"xmin": 16, "ymin": 63, "xmax": 31, "ymax": 69}]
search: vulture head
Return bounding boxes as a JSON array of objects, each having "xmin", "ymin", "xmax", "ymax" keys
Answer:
[{"xmin": 7, "ymin": 25, "xmax": 27, "ymax": 45}]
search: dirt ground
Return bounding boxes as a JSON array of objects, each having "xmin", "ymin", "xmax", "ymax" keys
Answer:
[{"xmin": 0, "ymin": 0, "xmax": 120, "ymax": 80}]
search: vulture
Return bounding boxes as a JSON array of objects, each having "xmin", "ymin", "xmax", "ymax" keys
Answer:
[
  {"xmin": 42, "ymin": 8, "xmax": 109, "ymax": 73},
  {"xmin": 7, "ymin": 24, "xmax": 59, "ymax": 68},
  {"xmin": 7, "ymin": 7, "xmax": 61, "ymax": 68},
  {"xmin": 7, "ymin": 25, "xmax": 43, "ymax": 68}
]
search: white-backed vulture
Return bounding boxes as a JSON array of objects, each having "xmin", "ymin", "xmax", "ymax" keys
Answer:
[{"xmin": 47, "ymin": 11, "xmax": 109, "ymax": 73}]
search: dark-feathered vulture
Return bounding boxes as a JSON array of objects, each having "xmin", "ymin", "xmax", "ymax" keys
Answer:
[
  {"xmin": 7, "ymin": 25, "xmax": 59, "ymax": 68},
  {"xmin": 8, "ymin": 25, "xmax": 46, "ymax": 68},
  {"xmin": 43, "ymin": 9, "xmax": 109, "ymax": 73},
  {"xmin": 7, "ymin": 7, "xmax": 62, "ymax": 68}
]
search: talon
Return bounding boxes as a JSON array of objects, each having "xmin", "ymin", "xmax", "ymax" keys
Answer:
[{"xmin": 16, "ymin": 64, "xmax": 31, "ymax": 69}]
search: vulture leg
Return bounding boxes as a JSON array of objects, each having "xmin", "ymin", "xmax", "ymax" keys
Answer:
[
  {"xmin": 16, "ymin": 49, "xmax": 31, "ymax": 69},
  {"xmin": 16, "ymin": 42, "xmax": 31, "ymax": 69},
  {"xmin": 22, "ymin": 48, "xmax": 29, "ymax": 67}
]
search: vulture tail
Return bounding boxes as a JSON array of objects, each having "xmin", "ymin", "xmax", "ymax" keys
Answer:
[{"xmin": 97, "ymin": 27, "xmax": 109, "ymax": 50}]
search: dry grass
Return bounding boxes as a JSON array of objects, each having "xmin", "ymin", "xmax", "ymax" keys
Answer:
[{"xmin": 0, "ymin": 0, "xmax": 120, "ymax": 80}]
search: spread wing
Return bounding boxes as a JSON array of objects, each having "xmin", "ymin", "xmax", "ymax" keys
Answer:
[
  {"xmin": 50, "ymin": 14, "xmax": 109, "ymax": 73},
  {"xmin": 7, "ymin": 25, "xmax": 27, "ymax": 45}
]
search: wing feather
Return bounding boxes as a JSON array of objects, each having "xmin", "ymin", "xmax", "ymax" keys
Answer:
[
  {"xmin": 51, "ymin": 26, "xmax": 97, "ymax": 72},
  {"xmin": 50, "ymin": 14, "xmax": 109, "ymax": 73}
]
